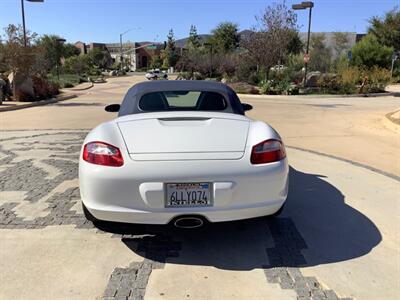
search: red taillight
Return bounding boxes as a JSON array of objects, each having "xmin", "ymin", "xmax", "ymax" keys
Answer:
[
  {"xmin": 250, "ymin": 139, "xmax": 286, "ymax": 164},
  {"xmin": 82, "ymin": 141, "xmax": 124, "ymax": 167}
]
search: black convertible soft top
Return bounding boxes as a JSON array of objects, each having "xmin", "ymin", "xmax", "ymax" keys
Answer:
[{"xmin": 118, "ymin": 80, "xmax": 245, "ymax": 117}]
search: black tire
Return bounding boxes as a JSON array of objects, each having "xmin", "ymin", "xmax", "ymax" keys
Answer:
[{"xmin": 82, "ymin": 202, "xmax": 98, "ymax": 223}]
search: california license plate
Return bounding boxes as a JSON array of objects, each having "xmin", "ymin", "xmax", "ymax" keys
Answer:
[{"xmin": 165, "ymin": 183, "xmax": 212, "ymax": 207}]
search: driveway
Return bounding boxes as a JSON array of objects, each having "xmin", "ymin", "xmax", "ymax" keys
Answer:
[{"xmin": 0, "ymin": 76, "xmax": 399, "ymax": 300}]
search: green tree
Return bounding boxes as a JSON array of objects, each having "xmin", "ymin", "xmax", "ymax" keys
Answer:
[
  {"xmin": 88, "ymin": 47, "xmax": 112, "ymax": 69},
  {"xmin": 3, "ymin": 24, "xmax": 38, "ymax": 100},
  {"xmin": 35, "ymin": 34, "xmax": 66, "ymax": 72},
  {"xmin": 63, "ymin": 55, "xmax": 91, "ymax": 75},
  {"xmin": 309, "ymin": 33, "xmax": 332, "ymax": 72},
  {"xmin": 210, "ymin": 22, "xmax": 239, "ymax": 53},
  {"xmin": 351, "ymin": 34, "xmax": 393, "ymax": 68},
  {"xmin": 162, "ymin": 29, "xmax": 179, "ymax": 68},
  {"xmin": 0, "ymin": 42, "xmax": 6, "ymax": 73},
  {"xmin": 286, "ymin": 30, "xmax": 303, "ymax": 55},
  {"xmin": 332, "ymin": 32, "xmax": 350, "ymax": 59},
  {"xmin": 186, "ymin": 25, "xmax": 200, "ymax": 49},
  {"xmin": 368, "ymin": 8, "xmax": 400, "ymax": 51},
  {"xmin": 63, "ymin": 43, "xmax": 80, "ymax": 58},
  {"xmin": 150, "ymin": 55, "xmax": 162, "ymax": 69}
]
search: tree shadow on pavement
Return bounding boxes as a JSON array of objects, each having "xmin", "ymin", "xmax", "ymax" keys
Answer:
[
  {"xmin": 50, "ymin": 102, "xmax": 103, "ymax": 107},
  {"xmin": 95, "ymin": 166, "xmax": 382, "ymax": 271}
]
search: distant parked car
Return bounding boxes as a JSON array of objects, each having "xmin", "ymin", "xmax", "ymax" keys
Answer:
[{"xmin": 146, "ymin": 69, "xmax": 168, "ymax": 80}]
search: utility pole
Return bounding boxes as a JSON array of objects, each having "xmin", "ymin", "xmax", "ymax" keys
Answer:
[
  {"xmin": 21, "ymin": 0, "xmax": 27, "ymax": 47},
  {"xmin": 21, "ymin": 0, "xmax": 44, "ymax": 47}
]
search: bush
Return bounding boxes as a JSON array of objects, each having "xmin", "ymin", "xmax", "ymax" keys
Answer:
[
  {"xmin": 63, "ymin": 55, "xmax": 91, "ymax": 75},
  {"xmin": 177, "ymin": 71, "xmax": 205, "ymax": 80},
  {"xmin": 363, "ymin": 66, "xmax": 391, "ymax": 93},
  {"xmin": 338, "ymin": 67, "xmax": 360, "ymax": 94},
  {"xmin": 228, "ymin": 82, "xmax": 259, "ymax": 94},
  {"xmin": 260, "ymin": 80, "xmax": 274, "ymax": 94},
  {"xmin": 62, "ymin": 81, "xmax": 74, "ymax": 88},
  {"xmin": 259, "ymin": 78, "xmax": 299, "ymax": 95},
  {"xmin": 88, "ymin": 68, "xmax": 101, "ymax": 76},
  {"xmin": 351, "ymin": 34, "xmax": 393, "ymax": 69},
  {"xmin": 235, "ymin": 57, "xmax": 260, "ymax": 85},
  {"xmin": 317, "ymin": 74, "xmax": 340, "ymax": 93},
  {"xmin": 316, "ymin": 66, "xmax": 391, "ymax": 94},
  {"xmin": 79, "ymin": 76, "xmax": 88, "ymax": 83},
  {"xmin": 32, "ymin": 76, "xmax": 59, "ymax": 100}
]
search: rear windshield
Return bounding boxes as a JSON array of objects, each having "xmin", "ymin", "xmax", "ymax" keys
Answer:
[{"xmin": 138, "ymin": 91, "xmax": 228, "ymax": 112}]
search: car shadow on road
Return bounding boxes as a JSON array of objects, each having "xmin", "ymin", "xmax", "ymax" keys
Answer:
[{"xmin": 95, "ymin": 167, "xmax": 382, "ymax": 271}]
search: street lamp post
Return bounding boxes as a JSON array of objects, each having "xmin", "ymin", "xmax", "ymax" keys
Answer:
[
  {"xmin": 21, "ymin": 0, "xmax": 44, "ymax": 47},
  {"xmin": 292, "ymin": 1, "xmax": 314, "ymax": 88},
  {"xmin": 56, "ymin": 38, "xmax": 66, "ymax": 81},
  {"xmin": 119, "ymin": 27, "xmax": 141, "ymax": 71},
  {"xmin": 119, "ymin": 29, "xmax": 130, "ymax": 71}
]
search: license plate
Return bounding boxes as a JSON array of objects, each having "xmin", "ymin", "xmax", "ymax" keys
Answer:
[{"xmin": 165, "ymin": 182, "xmax": 212, "ymax": 207}]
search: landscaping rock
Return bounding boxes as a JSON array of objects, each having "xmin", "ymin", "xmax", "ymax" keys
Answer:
[{"xmin": 306, "ymin": 71, "xmax": 321, "ymax": 87}]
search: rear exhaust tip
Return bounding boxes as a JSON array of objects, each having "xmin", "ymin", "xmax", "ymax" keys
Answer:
[{"xmin": 173, "ymin": 217, "xmax": 204, "ymax": 229}]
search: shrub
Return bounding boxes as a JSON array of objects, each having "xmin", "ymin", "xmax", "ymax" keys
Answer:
[
  {"xmin": 228, "ymin": 82, "xmax": 259, "ymax": 94},
  {"xmin": 88, "ymin": 68, "xmax": 101, "ymax": 76},
  {"xmin": 351, "ymin": 34, "xmax": 393, "ymax": 69},
  {"xmin": 317, "ymin": 74, "xmax": 340, "ymax": 93},
  {"xmin": 79, "ymin": 76, "xmax": 88, "ymax": 83},
  {"xmin": 260, "ymin": 80, "xmax": 274, "ymax": 94},
  {"xmin": 275, "ymin": 79, "xmax": 294, "ymax": 95},
  {"xmin": 63, "ymin": 55, "xmax": 91, "ymax": 75},
  {"xmin": 235, "ymin": 57, "xmax": 259, "ymax": 84},
  {"xmin": 32, "ymin": 76, "xmax": 59, "ymax": 100},
  {"xmin": 338, "ymin": 67, "xmax": 360, "ymax": 94},
  {"xmin": 363, "ymin": 67, "xmax": 391, "ymax": 93},
  {"xmin": 193, "ymin": 72, "xmax": 205, "ymax": 80},
  {"xmin": 62, "ymin": 81, "xmax": 74, "ymax": 88}
]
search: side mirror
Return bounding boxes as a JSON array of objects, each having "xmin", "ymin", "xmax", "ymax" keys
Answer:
[
  {"xmin": 242, "ymin": 103, "xmax": 253, "ymax": 112},
  {"xmin": 105, "ymin": 104, "xmax": 120, "ymax": 112}
]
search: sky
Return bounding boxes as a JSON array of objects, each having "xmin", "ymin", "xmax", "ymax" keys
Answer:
[{"xmin": 0, "ymin": 0, "xmax": 398, "ymax": 44}]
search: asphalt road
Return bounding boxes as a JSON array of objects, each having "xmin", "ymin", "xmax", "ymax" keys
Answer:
[{"xmin": 0, "ymin": 76, "xmax": 399, "ymax": 300}]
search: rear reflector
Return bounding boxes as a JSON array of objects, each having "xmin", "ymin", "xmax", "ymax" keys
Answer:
[
  {"xmin": 83, "ymin": 141, "xmax": 124, "ymax": 167},
  {"xmin": 250, "ymin": 139, "xmax": 286, "ymax": 164}
]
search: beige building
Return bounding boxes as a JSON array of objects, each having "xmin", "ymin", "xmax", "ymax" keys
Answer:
[{"xmin": 74, "ymin": 41, "xmax": 163, "ymax": 71}]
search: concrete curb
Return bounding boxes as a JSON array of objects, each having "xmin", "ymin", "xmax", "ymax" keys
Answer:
[
  {"xmin": 0, "ymin": 94, "xmax": 77, "ymax": 113},
  {"xmin": 238, "ymin": 92, "xmax": 399, "ymax": 99},
  {"xmin": 62, "ymin": 81, "xmax": 94, "ymax": 91},
  {"xmin": 383, "ymin": 110, "xmax": 400, "ymax": 133}
]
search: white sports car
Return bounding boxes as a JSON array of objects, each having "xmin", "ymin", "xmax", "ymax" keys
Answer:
[{"xmin": 79, "ymin": 81, "xmax": 288, "ymax": 228}]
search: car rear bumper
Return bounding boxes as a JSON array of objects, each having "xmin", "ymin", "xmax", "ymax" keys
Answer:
[
  {"xmin": 79, "ymin": 157, "xmax": 289, "ymax": 224},
  {"xmin": 84, "ymin": 198, "xmax": 285, "ymax": 224}
]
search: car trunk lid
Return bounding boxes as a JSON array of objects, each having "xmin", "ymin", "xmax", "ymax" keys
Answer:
[{"xmin": 117, "ymin": 113, "xmax": 250, "ymax": 161}]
